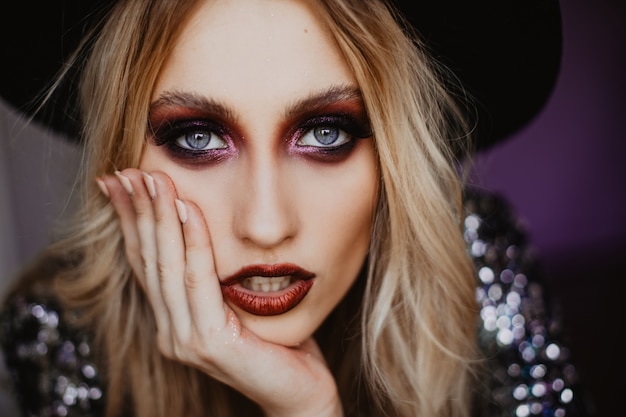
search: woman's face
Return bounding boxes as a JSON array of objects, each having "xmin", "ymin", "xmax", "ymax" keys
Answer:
[{"xmin": 140, "ymin": 0, "xmax": 378, "ymax": 346}]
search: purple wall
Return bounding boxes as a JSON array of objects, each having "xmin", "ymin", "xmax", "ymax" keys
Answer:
[{"xmin": 470, "ymin": 1, "xmax": 626, "ymax": 415}]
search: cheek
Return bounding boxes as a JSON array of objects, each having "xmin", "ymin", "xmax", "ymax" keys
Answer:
[
  {"xmin": 138, "ymin": 147, "xmax": 159, "ymax": 171},
  {"xmin": 319, "ymin": 185, "xmax": 375, "ymax": 250},
  {"xmin": 304, "ymin": 160, "xmax": 379, "ymax": 272},
  {"xmin": 139, "ymin": 148, "xmax": 231, "ymax": 232}
]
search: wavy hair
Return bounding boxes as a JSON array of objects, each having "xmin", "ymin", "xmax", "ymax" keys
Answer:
[{"xmin": 14, "ymin": 0, "xmax": 481, "ymax": 416}]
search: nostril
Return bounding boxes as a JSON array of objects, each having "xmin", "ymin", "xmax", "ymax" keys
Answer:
[{"xmin": 233, "ymin": 194, "xmax": 297, "ymax": 248}]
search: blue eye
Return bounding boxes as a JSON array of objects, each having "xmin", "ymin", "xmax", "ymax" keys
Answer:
[
  {"xmin": 176, "ymin": 130, "xmax": 227, "ymax": 151},
  {"xmin": 297, "ymin": 126, "xmax": 351, "ymax": 148}
]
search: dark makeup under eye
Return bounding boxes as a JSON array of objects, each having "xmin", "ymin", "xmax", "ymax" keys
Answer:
[
  {"xmin": 146, "ymin": 88, "xmax": 372, "ymax": 167},
  {"xmin": 287, "ymin": 112, "xmax": 372, "ymax": 162},
  {"xmin": 148, "ymin": 117, "xmax": 232, "ymax": 165}
]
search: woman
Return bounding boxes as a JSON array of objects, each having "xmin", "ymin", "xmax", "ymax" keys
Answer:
[{"xmin": 0, "ymin": 0, "xmax": 587, "ymax": 416}]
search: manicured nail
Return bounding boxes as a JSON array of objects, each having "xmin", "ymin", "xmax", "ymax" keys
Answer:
[
  {"xmin": 175, "ymin": 199, "xmax": 188, "ymax": 224},
  {"xmin": 95, "ymin": 177, "xmax": 109, "ymax": 197},
  {"xmin": 115, "ymin": 171, "xmax": 134, "ymax": 195},
  {"xmin": 143, "ymin": 172, "xmax": 157, "ymax": 199}
]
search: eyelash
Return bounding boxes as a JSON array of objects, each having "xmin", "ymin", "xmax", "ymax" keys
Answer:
[
  {"xmin": 148, "ymin": 113, "xmax": 371, "ymax": 164},
  {"xmin": 149, "ymin": 119, "xmax": 231, "ymax": 164},
  {"xmin": 292, "ymin": 114, "xmax": 371, "ymax": 152}
]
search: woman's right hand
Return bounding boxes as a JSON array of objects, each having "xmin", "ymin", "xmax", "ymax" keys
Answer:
[{"xmin": 97, "ymin": 168, "xmax": 343, "ymax": 417}]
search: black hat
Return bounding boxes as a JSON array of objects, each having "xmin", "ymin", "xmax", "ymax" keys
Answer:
[
  {"xmin": 0, "ymin": 0, "xmax": 562, "ymax": 150},
  {"xmin": 0, "ymin": 0, "xmax": 115, "ymax": 140},
  {"xmin": 392, "ymin": 0, "xmax": 563, "ymax": 150}
]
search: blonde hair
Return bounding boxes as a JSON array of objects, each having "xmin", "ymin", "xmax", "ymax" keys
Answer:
[
  {"xmin": 14, "ymin": 0, "xmax": 481, "ymax": 416},
  {"xmin": 315, "ymin": 1, "xmax": 480, "ymax": 416}
]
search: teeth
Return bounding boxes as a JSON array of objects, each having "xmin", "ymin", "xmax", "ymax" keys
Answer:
[{"xmin": 242, "ymin": 276, "xmax": 292, "ymax": 292}]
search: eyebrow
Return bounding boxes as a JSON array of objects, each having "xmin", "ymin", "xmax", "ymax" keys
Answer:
[
  {"xmin": 283, "ymin": 84, "xmax": 364, "ymax": 119},
  {"xmin": 149, "ymin": 84, "xmax": 364, "ymax": 122},
  {"xmin": 149, "ymin": 90, "xmax": 236, "ymax": 121}
]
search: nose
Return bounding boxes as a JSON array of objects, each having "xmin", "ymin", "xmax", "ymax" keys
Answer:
[{"xmin": 233, "ymin": 154, "xmax": 297, "ymax": 249}]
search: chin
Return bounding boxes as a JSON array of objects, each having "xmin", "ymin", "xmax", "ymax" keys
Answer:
[{"xmin": 236, "ymin": 307, "xmax": 318, "ymax": 347}]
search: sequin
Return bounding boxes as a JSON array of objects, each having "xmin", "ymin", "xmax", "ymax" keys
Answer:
[
  {"xmin": 465, "ymin": 188, "xmax": 591, "ymax": 416},
  {"xmin": 0, "ymin": 296, "xmax": 105, "ymax": 416},
  {"xmin": 0, "ymin": 188, "xmax": 592, "ymax": 416}
]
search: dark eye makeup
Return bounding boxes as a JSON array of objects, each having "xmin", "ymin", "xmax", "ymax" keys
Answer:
[
  {"xmin": 289, "ymin": 113, "xmax": 372, "ymax": 162},
  {"xmin": 147, "ymin": 117, "xmax": 233, "ymax": 166},
  {"xmin": 146, "ymin": 92, "xmax": 372, "ymax": 166}
]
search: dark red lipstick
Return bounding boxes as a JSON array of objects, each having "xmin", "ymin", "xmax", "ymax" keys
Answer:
[{"xmin": 220, "ymin": 263, "xmax": 315, "ymax": 316}]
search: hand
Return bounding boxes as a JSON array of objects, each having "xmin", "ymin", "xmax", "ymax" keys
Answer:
[{"xmin": 97, "ymin": 169, "xmax": 343, "ymax": 417}]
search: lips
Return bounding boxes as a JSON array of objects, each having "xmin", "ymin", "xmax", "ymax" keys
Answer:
[{"xmin": 220, "ymin": 263, "xmax": 315, "ymax": 316}]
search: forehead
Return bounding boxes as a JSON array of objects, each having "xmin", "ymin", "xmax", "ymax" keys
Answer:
[{"xmin": 153, "ymin": 0, "xmax": 356, "ymax": 116}]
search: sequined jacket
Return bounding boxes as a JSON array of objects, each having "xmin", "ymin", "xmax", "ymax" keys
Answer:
[{"xmin": 0, "ymin": 188, "xmax": 592, "ymax": 417}]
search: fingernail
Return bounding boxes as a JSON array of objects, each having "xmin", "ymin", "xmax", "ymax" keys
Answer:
[
  {"xmin": 175, "ymin": 199, "xmax": 188, "ymax": 224},
  {"xmin": 115, "ymin": 171, "xmax": 134, "ymax": 195},
  {"xmin": 95, "ymin": 177, "xmax": 109, "ymax": 197},
  {"xmin": 142, "ymin": 172, "xmax": 157, "ymax": 199}
]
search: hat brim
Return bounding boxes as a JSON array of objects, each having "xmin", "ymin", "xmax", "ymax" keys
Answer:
[{"xmin": 0, "ymin": 0, "xmax": 562, "ymax": 150}]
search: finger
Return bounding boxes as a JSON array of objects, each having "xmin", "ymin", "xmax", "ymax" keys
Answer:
[
  {"xmin": 98, "ymin": 174, "xmax": 143, "ymax": 282},
  {"xmin": 178, "ymin": 199, "xmax": 228, "ymax": 334},
  {"xmin": 114, "ymin": 169, "xmax": 171, "ymax": 341},
  {"xmin": 149, "ymin": 171, "xmax": 192, "ymax": 341}
]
